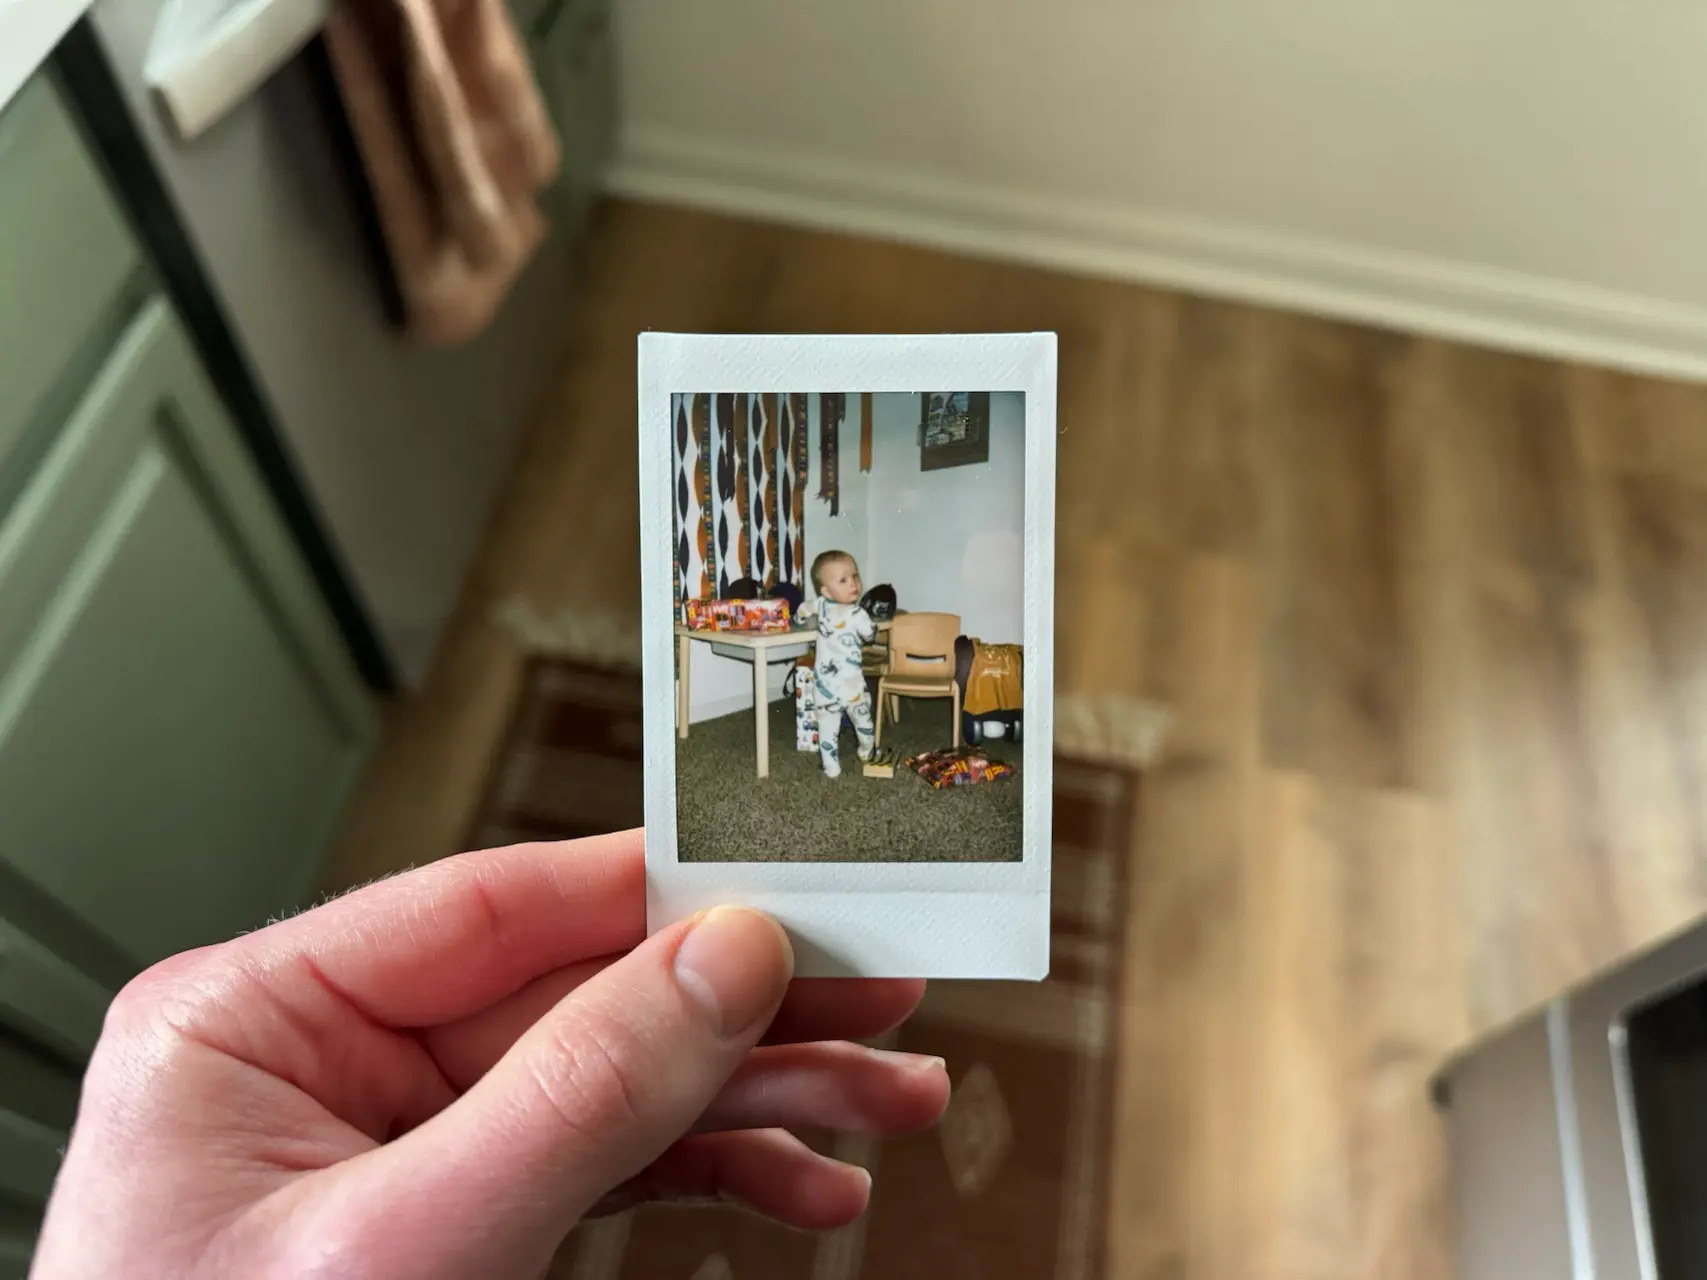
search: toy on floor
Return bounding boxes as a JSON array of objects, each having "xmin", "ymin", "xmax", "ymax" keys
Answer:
[
  {"xmin": 863, "ymin": 747, "xmax": 900, "ymax": 778},
  {"xmin": 970, "ymin": 717, "xmax": 1022, "ymax": 743},
  {"xmin": 905, "ymin": 748, "xmax": 1016, "ymax": 790},
  {"xmin": 955, "ymin": 637, "xmax": 1023, "ymax": 745}
]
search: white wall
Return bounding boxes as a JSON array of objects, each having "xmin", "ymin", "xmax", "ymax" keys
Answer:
[
  {"xmin": 684, "ymin": 640, "xmax": 797, "ymax": 725},
  {"xmin": 612, "ymin": 1, "xmax": 1707, "ymax": 381},
  {"xmin": 865, "ymin": 393, "xmax": 1024, "ymax": 645}
]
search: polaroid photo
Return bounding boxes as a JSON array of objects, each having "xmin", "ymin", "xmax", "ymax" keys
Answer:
[{"xmin": 639, "ymin": 333, "xmax": 1056, "ymax": 979}]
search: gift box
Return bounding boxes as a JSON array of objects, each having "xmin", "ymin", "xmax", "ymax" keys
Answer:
[
  {"xmin": 683, "ymin": 597, "xmax": 792, "ymax": 633},
  {"xmin": 904, "ymin": 748, "xmax": 1016, "ymax": 789},
  {"xmin": 786, "ymin": 656, "xmax": 819, "ymax": 753}
]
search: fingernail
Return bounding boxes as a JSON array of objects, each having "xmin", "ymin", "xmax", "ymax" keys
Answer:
[
  {"xmin": 674, "ymin": 906, "xmax": 794, "ymax": 1038},
  {"xmin": 868, "ymin": 1047, "xmax": 946, "ymax": 1075}
]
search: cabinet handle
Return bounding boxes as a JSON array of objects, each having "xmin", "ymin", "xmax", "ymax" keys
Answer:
[{"xmin": 0, "ymin": 920, "xmax": 112, "ymax": 1063}]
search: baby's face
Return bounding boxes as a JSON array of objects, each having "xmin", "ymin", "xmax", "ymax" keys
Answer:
[{"xmin": 820, "ymin": 558, "xmax": 863, "ymax": 604}]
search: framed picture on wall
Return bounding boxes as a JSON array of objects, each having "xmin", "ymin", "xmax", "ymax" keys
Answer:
[{"xmin": 919, "ymin": 390, "xmax": 991, "ymax": 470}]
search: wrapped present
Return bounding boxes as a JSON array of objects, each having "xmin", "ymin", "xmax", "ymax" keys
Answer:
[
  {"xmin": 904, "ymin": 748, "xmax": 1017, "ymax": 789},
  {"xmin": 683, "ymin": 597, "xmax": 792, "ymax": 633}
]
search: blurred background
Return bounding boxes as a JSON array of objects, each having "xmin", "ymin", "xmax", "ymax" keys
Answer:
[{"xmin": 8, "ymin": 0, "xmax": 1707, "ymax": 1274}]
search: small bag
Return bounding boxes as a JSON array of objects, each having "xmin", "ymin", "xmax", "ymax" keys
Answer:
[
  {"xmin": 904, "ymin": 748, "xmax": 1017, "ymax": 789},
  {"xmin": 784, "ymin": 656, "xmax": 819, "ymax": 753}
]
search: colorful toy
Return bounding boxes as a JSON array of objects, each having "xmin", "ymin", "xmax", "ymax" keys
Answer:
[
  {"xmin": 904, "ymin": 748, "xmax": 1016, "ymax": 789},
  {"xmin": 683, "ymin": 596, "xmax": 792, "ymax": 633},
  {"xmin": 863, "ymin": 747, "xmax": 900, "ymax": 778},
  {"xmin": 785, "ymin": 655, "xmax": 819, "ymax": 752}
]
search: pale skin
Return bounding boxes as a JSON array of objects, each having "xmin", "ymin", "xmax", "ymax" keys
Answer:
[
  {"xmin": 30, "ymin": 831, "xmax": 949, "ymax": 1278},
  {"xmin": 816, "ymin": 554, "xmax": 863, "ymax": 605}
]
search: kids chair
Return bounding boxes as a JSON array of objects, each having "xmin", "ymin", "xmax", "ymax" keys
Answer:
[{"xmin": 875, "ymin": 612, "xmax": 962, "ymax": 749}]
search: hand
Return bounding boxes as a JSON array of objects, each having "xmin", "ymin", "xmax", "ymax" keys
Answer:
[{"xmin": 31, "ymin": 832, "xmax": 948, "ymax": 1278}]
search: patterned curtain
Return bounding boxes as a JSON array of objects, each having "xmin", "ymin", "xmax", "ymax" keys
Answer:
[
  {"xmin": 673, "ymin": 393, "xmax": 812, "ymax": 606},
  {"xmin": 751, "ymin": 394, "xmax": 777, "ymax": 587},
  {"xmin": 673, "ymin": 394, "xmax": 711, "ymax": 604}
]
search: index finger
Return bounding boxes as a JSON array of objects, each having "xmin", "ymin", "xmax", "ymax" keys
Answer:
[{"xmin": 224, "ymin": 831, "xmax": 647, "ymax": 1028}]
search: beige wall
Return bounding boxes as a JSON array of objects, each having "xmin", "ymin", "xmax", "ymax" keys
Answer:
[{"xmin": 612, "ymin": 0, "xmax": 1707, "ymax": 379}]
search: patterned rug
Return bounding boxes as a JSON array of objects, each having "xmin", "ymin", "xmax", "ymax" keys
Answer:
[{"xmin": 468, "ymin": 655, "xmax": 1139, "ymax": 1279}]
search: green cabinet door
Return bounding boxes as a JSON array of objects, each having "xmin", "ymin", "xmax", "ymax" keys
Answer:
[
  {"xmin": 0, "ymin": 297, "xmax": 377, "ymax": 969},
  {"xmin": 0, "ymin": 1105, "xmax": 65, "ymax": 1277}
]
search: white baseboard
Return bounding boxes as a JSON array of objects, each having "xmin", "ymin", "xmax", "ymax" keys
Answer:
[{"xmin": 608, "ymin": 126, "xmax": 1707, "ymax": 385}]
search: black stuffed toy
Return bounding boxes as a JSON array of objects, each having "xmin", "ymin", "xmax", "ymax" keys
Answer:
[
  {"xmin": 858, "ymin": 584, "xmax": 898, "ymax": 621},
  {"xmin": 765, "ymin": 581, "xmax": 805, "ymax": 618}
]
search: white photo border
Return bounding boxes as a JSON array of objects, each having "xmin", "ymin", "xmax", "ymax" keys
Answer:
[{"xmin": 639, "ymin": 333, "xmax": 1057, "ymax": 979}]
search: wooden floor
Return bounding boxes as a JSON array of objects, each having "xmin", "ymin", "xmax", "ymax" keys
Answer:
[{"xmin": 323, "ymin": 200, "xmax": 1707, "ymax": 1278}]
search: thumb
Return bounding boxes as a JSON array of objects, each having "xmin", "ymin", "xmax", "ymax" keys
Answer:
[{"xmin": 330, "ymin": 906, "xmax": 793, "ymax": 1275}]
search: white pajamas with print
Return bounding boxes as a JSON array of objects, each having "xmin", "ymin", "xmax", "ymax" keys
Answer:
[{"xmin": 807, "ymin": 598, "xmax": 876, "ymax": 776}]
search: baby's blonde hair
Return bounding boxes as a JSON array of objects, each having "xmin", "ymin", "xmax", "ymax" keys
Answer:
[{"xmin": 811, "ymin": 549, "xmax": 856, "ymax": 592}]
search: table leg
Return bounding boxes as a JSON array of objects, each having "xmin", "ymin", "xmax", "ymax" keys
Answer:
[
  {"xmin": 753, "ymin": 656, "xmax": 770, "ymax": 778},
  {"xmin": 677, "ymin": 633, "xmax": 691, "ymax": 739}
]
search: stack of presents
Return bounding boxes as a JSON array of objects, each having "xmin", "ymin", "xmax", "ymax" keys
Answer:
[{"xmin": 682, "ymin": 596, "xmax": 793, "ymax": 634}]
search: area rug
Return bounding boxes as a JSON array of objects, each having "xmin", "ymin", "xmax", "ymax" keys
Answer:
[{"xmin": 469, "ymin": 655, "xmax": 1139, "ymax": 1279}]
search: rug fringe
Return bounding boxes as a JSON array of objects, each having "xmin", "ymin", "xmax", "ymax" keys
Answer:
[
  {"xmin": 1052, "ymin": 693, "xmax": 1173, "ymax": 771},
  {"xmin": 493, "ymin": 599, "xmax": 642, "ymax": 670}
]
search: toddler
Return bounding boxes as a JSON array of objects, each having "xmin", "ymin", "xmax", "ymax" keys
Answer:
[{"xmin": 800, "ymin": 549, "xmax": 876, "ymax": 777}]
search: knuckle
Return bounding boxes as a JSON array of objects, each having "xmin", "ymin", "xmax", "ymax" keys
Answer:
[
  {"xmin": 104, "ymin": 950, "xmax": 211, "ymax": 1032},
  {"xmin": 83, "ymin": 951, "xmax": 235, "ymax": 1110},
  {"xmin": 526, "ymin": 1011, "xmax": 650, "ymax": 1145},
  {"xmin": 99, "ymin": 944, "xmax": 249, "ymax": 1064}
]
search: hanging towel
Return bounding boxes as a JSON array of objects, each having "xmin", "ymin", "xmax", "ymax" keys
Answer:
[{"xmin": 321, "ymin": 0, "xmax": 560, "ymax": 344}]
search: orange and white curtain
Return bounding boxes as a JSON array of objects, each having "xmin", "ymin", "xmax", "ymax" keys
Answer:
[{"xmin": 672, "ymin": 393, "xmax": 811, "ymax": 604}]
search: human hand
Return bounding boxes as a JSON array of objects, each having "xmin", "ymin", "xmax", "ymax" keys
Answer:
[{"xmin": 31, "ymin": 831, "xmax": 948, "ymax": 1278}]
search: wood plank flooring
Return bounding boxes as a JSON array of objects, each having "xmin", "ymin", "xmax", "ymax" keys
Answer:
[{"xmin": 321, "ymin": 200, "xmax": 1707, "ymax": 1278}]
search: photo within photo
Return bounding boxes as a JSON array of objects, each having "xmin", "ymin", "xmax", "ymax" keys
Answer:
[{"xmin": 672, "ymin": 391, "xmax": 1025, "ymax": 863}]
